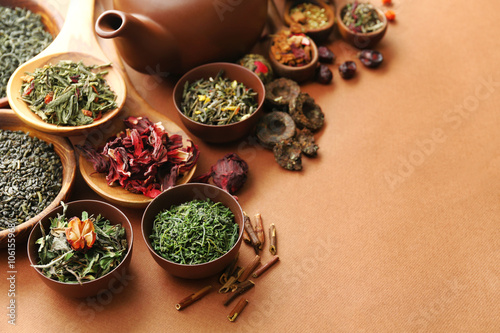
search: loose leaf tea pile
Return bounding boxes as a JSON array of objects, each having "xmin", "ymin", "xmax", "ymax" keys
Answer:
[
  {"xmin": 0, "ymin": 6, "xmax": 53, "ymax": 99},
  {"xmin": 181, "ymin": 70, "xmax": 258, "ymax": 125},
  {"xmin": 20, "ymin": 60, "xmax": 117, "ymax": 126},
  {"xmin": 341, "ymin": 1, "xmax": 384, "ymax": 33},
  {"xmin": 77, "ymin": 116, "xmax": 199, "ymax": 198},
  {"xmin": 150, "ymin": 199, "xmax": 239, "ymax": 265},
  {"xmin": 0, "ymin": 130, "xmax": 62, "ymax": 228},
  {"xmin": 33, "ymin": 205, "xmax": 128, "ymax": 284}
]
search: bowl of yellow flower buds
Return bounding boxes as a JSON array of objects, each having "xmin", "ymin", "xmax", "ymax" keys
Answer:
[{"xmin": 27, "ymin": 200, "xmax": 133, "ymax": 298}]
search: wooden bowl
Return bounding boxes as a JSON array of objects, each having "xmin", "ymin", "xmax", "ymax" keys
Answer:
[
  {"xmin": 0, "ymin": 0, "xmax": 63, "ymax": 107},
  {"xmin": 0, "ymin": 109, "xmax": 75, "ymax": 248},
  {"xmin": 141, "ymin": 183, "xmax": 244, "ymax": 279},
  {"xmin": 27, "ymin": 200, "xmax": 134, "ymax": 298},
  {"xmin": 337, "ymin": 3, "xmax": 388, "ymax": 49},
  {"xmin": 269, "ymin": 35, "xmax": 319, "ymax": 83},
  {"xmin": 78, "ymin": 115, "xmax": 197, "ymax": 209},
  {"xmin": 173, "ymin": 62, "xmax": 265, "ymax": 143},
  {"xmin": 284, "ymin": 0, "xmax": 335, "ymax": 42}
]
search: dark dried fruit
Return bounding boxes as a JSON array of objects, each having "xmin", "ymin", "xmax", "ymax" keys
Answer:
[
  {"xmin": 318, "ymin": 46, "xmax": 336, "ymax": 63},
  {"xmin": 358, "ymin": 49, "xmax": 383, "ymax": 68},
  {"xmin": 339, "ymin": 61, "xmax": 357, "ymax": 79},
  {"xmin": 273, "ymin": 139, "xmax": 302, "ymax": 171},
  {"xmin": 296, "ymin": 128, "xmax": 319, "ymax": 157},
  {"xmin": 264, "ymin": 78, "xmax": 301, "ymax": 111},
  {"xmin": 256, "ymin": 111, "xmax": 296, "ymax": 149},
  {"xmin": 289, "ymin": 92, "xmax": 324, "ymax": 132},
  {"xmin": 316, "ymin": 64, "xmax": 333, "ymax": 84}
]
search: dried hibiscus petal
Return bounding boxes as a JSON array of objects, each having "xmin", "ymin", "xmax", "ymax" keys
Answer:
[
  {"xmin": 76, "ymin": 116, "xmax": 200, "ymax": 198},
  {"xmin": 192, "ymin": 153, "xmax": 248, "ymax": 195}
]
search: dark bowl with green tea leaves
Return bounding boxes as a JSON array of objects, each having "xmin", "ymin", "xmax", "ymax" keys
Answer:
[
  {"xmin": 336, "ymin": 1, "xmax": 387, "ymax": 49},
  {"xmin": 141, "ymin": 183, "xmax": 244, "ymax": 279},
  {"xmin": 173, "ymin": 62, "xmax": 265, "ymax": 144},
  {"xmin": 27, "ymin": 200, "xmax": 134, "ymax": 298}
]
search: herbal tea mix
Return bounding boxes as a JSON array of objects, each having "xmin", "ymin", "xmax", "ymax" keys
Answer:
[{"xmin": 0, "ymin": 129, "xmax": 62, "ymax": 228}]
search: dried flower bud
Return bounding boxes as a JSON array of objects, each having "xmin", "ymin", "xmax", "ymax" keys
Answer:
[
  {"xmin": 211, "ymin": 153, "xmax": 249, "ymax": 194},
  {"xmin": 65, "ymin": 217, "xmax": 96, "ymax": 251}
]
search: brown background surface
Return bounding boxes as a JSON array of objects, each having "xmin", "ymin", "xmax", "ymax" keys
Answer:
[{"xmin": 1, "ymin": 0, "xmax": 499, "ymax": 332}]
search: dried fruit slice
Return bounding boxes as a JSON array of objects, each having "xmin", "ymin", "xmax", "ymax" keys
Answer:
[
  {"xmin": 273, "ymin": 138, "xmax": 302, "ymax": 171},
  {"xmin": 264, "ymin": 78, "xmax": 301, "ymax": 111},
  {"xmin": 256, "ymin": 111, "xmax": 296, "ymax": 149},
  {"xmin": 296, "ymin": 128, "xmax": 319, "ymax": 157},
  {"xmin": 289, "ymin": 92, "xmax": 324, "ymax": 132}
]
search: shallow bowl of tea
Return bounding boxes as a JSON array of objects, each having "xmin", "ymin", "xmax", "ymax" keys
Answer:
[
  {"xmin": 0, "ymin": 0, "xmax": 63, "ymax": 107},
  {"xmin": 173, "ymin": 62, "xmax": 265, "ymax": 144},
  {"xmin": 283, "ymin": 0, "xmax": 335, "ymax": 43},
  {"xmin": 141, "ymin": 183, "xmax": 244, "ymax": 279},
  {"xmin": 27, "ymin": 200, "xmax": 134, "ymax": 298},
  {"xmin": 336, "ymin": 3, "xmax": 388, "ymax": 49},
  {"xmin": 0, "ymin": 109, "xmax": 76, "ymax": 248}
]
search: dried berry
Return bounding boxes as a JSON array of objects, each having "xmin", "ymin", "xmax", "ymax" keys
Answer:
[
  {"xmin": 339, "ymin": 61, "xmax": 357, "ymax": 79},
  {"xmin": 296, "ymin": 128, "xmax": 319, "ymax": 157},
  {"xmin": 316, "ymin": 64, "xmax": 333, "ymax": 84},
  {"xmin": 317, "ymin": 46, "xmax": 336, "ymax": 64},
  {"xmin": 273, "ymin": 139, "xmax": 302, "ymax": 171},
  {"xmin": 256, "ymin": 111, "xmax": 296, "ymax": 149},
  {"xmin": 385, "ymin": 10, "xmax": 396, "ymax": 21},
  {"xmin": 289, "ymin": 92, "xmax": 324, "ymax": 132},
  {"xmin": 358, "ymin": 49, "xmax": 383, "ymax": 68},
  {"xmin": 264, "ymin": 78, "xmax": 301, "ymax": 111}
]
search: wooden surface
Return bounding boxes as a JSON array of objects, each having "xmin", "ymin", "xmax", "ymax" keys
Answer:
[{"xmin": 1, "ymin": 0, "xmax": 499, "ymax": 332}]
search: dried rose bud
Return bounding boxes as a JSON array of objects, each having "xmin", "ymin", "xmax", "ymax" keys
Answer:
[
  {"xmin": 65, "ymin": 217, "xmax": 96, "ymax": 251},
  {"xmin": 211, "ymin": 153, "xmax": 249, "ymax": 194}
]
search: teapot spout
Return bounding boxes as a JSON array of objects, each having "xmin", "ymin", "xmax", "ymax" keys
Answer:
[{"xmin": 95, "ymin": 10, "xmax": 179, "ymax": 73}]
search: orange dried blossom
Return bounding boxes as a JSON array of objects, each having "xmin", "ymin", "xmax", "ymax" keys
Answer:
[
  {"xmin": 65, "ymin": 217, "xmax": 97, "ymax": 251},
  {"xmin": 385, "ymin": 10, "xmax": 396, "ymax": 21}
]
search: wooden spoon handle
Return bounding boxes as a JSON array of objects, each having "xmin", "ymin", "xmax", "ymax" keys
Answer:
[{"xmin": 37, "ymin": 0, "xmax": 107, "ymax": 60}]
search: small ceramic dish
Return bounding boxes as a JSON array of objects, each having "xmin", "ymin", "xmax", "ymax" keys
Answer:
[
  {"xmin": 173, "ymin": 62, "xmax": 265, "ymax": 143},
  {"xmin": 0, "ymin": 109, "xmax": 76, "ymax": 248},
  {"xmin": 0, "ymin": 0, "xmax": 63, "ymax": 107},
  {"xmin": 268, "ymin": 33, "xmax": 319, "ymax": 83},
  {"xmin": 337, "ymin": 2, "xmax": 387, "ymax": 49},
  {"xmin": 27, "ymin": 200, "xmax": 134, "ymax": 298},
  {"xmin": 283, "ymin": 0, "xmax": 335, "ymax": 42},
  {"xmin": 141, "ymin": 183, "xmax": 244, "ymax": 279}
]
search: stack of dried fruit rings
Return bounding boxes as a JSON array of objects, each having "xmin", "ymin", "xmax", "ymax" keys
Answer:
[
  {"xmin": 289, "ymin": 93, "xmax": 324, "ymax": 131},
  {"xmin": 255, "ymin": 111, "xmax": 296, "ymax": 149},
  {"xmin": 273, "ymin": 139, "xmax": 302, "ymax": 171},
  {"xmin": 264, "ymin": 78, "xmax": 301, "ymax": 110}
]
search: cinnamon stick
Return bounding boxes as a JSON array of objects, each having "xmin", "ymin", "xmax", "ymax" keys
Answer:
[
  {"xmin": 219, "ymin": 253, "xmax": 239, "ymax": 284},
  {"xmin": 237, "ymin": 255, "xmax": 261, "ymax": 282},
  {"xmin": 243, "ymin": 212, "xmax": 261, "ymax": 254},
  {"xmin": 175, "ymin": 285, "xmax": 212, "ymax": 310},
  {"xmin": 224, "ymin": 280, "xmax": 255, "ymax": 306},
  {"xmin": 252, "ymin": 255, "xmax": 279, "ymax": 278},
  {"xmin": 219, "ymin": 266, "xmax": 244, "ymax": 293},
  {"xmin": 227, "ymin": 298, "xmax": 249, "ymax": 322},
  {"xmin": 269, "ymin": 223, "xmax": 277, "ymax": 255},
  {"xmin": 254, "ymin": 213, "xmax": 265, "ymax": 249}
]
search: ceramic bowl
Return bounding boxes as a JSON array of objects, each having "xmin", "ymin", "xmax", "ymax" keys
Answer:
[
  {"xmin": 0, "ymin": 0, "xmax": 63, "ymax": 107},
  {"xmin": 141, "ymin": 183, "xmax": 244, "ymax": 279},
  {"xmin": 0, "ymin": 109, "xmax": 76, "ymax": 248},
  {"xmin": 173, "ymin": 62, "xmax": 265, "ymax": 144},
  {"xmin": 337, "ymin": 3, "xmax": 387, "ymax": 49},
  {"xmin": 27, "ymin": 200, "xmax": 134, "ymax": 298},
  {"xmin": 268, "ymin": 34, "xmax": 319, "ymax": 83},
  {"xmin": 283, "ymin": 0, "xmax": 335, "ymax": 42}
]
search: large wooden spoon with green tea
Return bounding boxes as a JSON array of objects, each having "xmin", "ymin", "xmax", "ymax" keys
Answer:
[{"xmin": 6, "ymin": 0, "xmax": 126, "ymax": 136}]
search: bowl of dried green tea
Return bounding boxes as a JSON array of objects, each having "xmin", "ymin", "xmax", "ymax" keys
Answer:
[
  {"xmin": 141, "ymin": 183, "xmax": 244, "ymax": 279},
  {"xmin": 27, "ymin": 200, "xmax": 133, "ymax": 298}
]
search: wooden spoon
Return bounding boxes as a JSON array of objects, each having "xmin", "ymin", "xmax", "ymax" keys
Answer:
[{"xmin": 6, "ymin": 0, "xmax": 127, "ymax": 136}]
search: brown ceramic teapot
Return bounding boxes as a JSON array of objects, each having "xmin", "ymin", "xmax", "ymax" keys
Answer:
[{"xmin": 95, "ymin": 0, "xmax": 269, "ymax": 75}]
